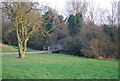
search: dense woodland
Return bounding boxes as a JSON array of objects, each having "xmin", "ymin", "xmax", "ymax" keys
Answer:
[{"xmin": 2, "ymin": 0, "xmax": 118, "ymax": 59}]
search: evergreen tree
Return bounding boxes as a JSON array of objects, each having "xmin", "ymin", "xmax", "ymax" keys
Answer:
[
  {"xmin": 43, "ymin": 10, "xmax": 54, "ymax": 32},
  {"xmin": 68, "ymin": 15, "xmax": 76, "ymax": 37},
  {"xmin": 76, "ymin": 13, "xmax": 83, "ymax": 35},
  {"xmin": 68, "ymin": 13, "xmax": 83, "ymax": 37}
]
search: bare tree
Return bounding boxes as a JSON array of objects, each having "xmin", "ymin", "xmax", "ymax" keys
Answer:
[
  {"xmin": 86, "ymin": 1, "xmax": 98, "ymax": 25},
  {"xmin": 98, "ymin": 8, "xmax": 109, "ymax": 25},
  {"xmin": 2, "ymin": 2, "xmax": 51, "ymax": 58},
  {"xmin": 65, "ymin": 0, "xmax": 88, "ymax": 15},
  {"xmin": 107, "ymin": 0, "xmax": 118, "ymax": 26}
]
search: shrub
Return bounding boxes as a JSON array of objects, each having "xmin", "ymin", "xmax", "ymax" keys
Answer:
[
  {"xmin": 88, "ymin": 39, "xmax": 118, "ymax": 59},
  {"xmin": 63, "ymin": 37, "xmax": 84, "ymax": 56},
  {"xmin": 81, "ymin": 49, "xmax": 97, "ymax": 58},
  {"xmin": 103, "ymin": 25, "xmax": 118, "ymax": 43}
]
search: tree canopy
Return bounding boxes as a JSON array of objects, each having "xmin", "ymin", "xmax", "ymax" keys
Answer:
[{"xmin": 68, "ymin": 13, "xmax": 83, "ymax": 37}]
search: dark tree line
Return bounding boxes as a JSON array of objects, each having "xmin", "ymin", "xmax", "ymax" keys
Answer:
[{"xmin": 2, "ymin": 1, "xmax": 119, "ymax": 59}]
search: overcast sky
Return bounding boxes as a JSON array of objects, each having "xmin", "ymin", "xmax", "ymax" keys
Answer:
[
  {"xmin": 1, "ymin": 0, "xmax": 119, "ymax": 14},
  {"xmin": 36, "ymin": 0, "xmax": 119, "ymax": 25},
  {"xmin": 1, "ymin": 0, "xmax": 119, "ymax": 25},
  {"xmin": 37, "ymin": 0, "xmax": 119, "ymax": 15}
]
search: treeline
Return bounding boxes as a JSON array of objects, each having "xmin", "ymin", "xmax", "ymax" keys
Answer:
[
  {"xmin": 2, "ymin": 1, "xmax": 118, "ymax": 59},
  {"xmin": 2, "ymin": 10, "xmax": 68, "ymax": 50},
  {"xmin": 63, "ymin": 21, "xmax": 118, "ymax": 59}
]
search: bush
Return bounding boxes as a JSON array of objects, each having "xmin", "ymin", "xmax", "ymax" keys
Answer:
[
  {"xmin": 81, "ymin": 49, "xmax": 97, "ymax": 58},
  {"xmin": 103, "ymin": 25, "xmax": 118, "ymax": 43},
  {"xmin": 63, "ymin": 37, "xmax": 84, "ymax": 56},
  {"xmin": 88, "ymin": 39, "xmax": 118, "ymax": 59}
]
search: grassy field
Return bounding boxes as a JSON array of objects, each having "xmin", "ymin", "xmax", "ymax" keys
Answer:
[
  {"xmin": 1, "ymin": 44, "xmax": 119, "ymax": 79},
  {"xmin": 1, "ymin": 44, "xmax": 40, "ymax": 52}
]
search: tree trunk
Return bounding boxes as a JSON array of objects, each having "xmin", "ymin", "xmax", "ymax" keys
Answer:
[{"xmin": 17, "ymin": 40, "xmax": 27, "ymax": 59}]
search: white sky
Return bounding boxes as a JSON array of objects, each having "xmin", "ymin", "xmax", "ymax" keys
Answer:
[
  {"xmin": 37, "ymin": 0, "xmax": 119, "ymax": 15},
  {"xmin": 37, "ymin": 0, "xmax": 119, "ymax": 25},
  {"xmin": 37, "ymin": 0, "xmax": 66, "ymax": 14},
  {"xmin": 1, "ymin": 0, "xmax": 119, "ymax": 15},
  {"xmin": 1, "ymin": 0, "xmax": 119, "ymax": 25}
]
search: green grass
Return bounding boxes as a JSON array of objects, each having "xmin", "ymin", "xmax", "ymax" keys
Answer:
[
  {"xmin": 2, "ymin": 54, "xmax": 118, "ymax": 79},
  {"xmin": 1, "ymin": 46, "xmax": 18, "ymax": 52},
  {"xmin": 1, "ymin": 44, "xmax": 40, "ymax": 52},
  {"xmin": 1, "ymin": 44, "xmax": 119, "ymax": 79}
]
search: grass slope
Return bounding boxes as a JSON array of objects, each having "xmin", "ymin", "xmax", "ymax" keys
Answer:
[
  {"xmin": 2, "ymin": 44, "xmax": 119, "ymax": 79},
  {"xmin": 0, "ymin": 44, "xmax": 40, "ymax": 52}
]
